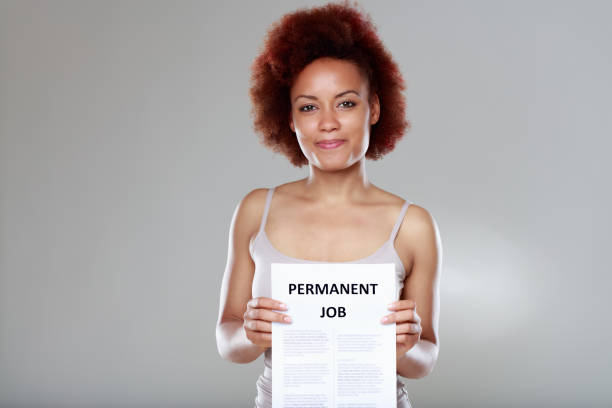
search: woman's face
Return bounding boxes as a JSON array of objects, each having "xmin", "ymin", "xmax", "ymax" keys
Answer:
[{"xmin": 289, "ymin": 57, "xmax": 379, "ymax": 170}]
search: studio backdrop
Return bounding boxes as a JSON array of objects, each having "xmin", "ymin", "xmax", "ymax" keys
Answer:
[{"xmin": 0, "ymin": 0, "xmax": 610, "ymax": 407}]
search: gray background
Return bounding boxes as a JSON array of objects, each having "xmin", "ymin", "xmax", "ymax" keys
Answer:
[{"xmin": 1, "ymin": 0, "xmax": 610, "ymax": 407}]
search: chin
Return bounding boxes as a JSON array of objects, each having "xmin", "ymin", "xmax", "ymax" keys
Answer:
[{"xmin": 312, "ymin": 156, "xmax": 355, "ymax": 171}]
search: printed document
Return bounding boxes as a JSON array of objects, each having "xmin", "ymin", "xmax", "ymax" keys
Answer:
[{"xmin": 271, "ymin": 263, "xmax": 397, "ymax": 408}]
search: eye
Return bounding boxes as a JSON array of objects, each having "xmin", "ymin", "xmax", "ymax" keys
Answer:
[
  {"xmin": 339, "ymin": 100, "xmax": 356, "ymax": 108},
  {"xmin": 299, "ymin": 104, "xmax": 317, "ymax": 112}
]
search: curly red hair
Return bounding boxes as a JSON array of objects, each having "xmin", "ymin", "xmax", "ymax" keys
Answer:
[{"xmin": 249, "ymin": 0, "xmax": 409, "ymax": 167}]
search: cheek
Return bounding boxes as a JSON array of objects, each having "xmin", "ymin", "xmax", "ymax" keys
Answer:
[
  {"xmin": 347, "ymin": 111, "xmax": 371, "ymax": 132},
  {"xmin": 294, "ymin": 117, "xmax": 317, "ymax": 136}
]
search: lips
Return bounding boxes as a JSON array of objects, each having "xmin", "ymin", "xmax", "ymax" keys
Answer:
[{"xmin": 315, "ymin": 139, "xmax": 345, "ymax": 149}]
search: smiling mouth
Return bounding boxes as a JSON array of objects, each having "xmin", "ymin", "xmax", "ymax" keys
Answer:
[{"xmin": 315, "ymin": 139, "xmax": 345, "ymax": 149}]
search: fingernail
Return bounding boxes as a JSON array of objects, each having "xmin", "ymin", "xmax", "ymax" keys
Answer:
[
  {"xmin": 279, "ymin": 303, "xmax": 287, "ymax": 309},
  {"xmin": 381, "ymin": 316, "xmax": 388, "ymax": 323},
  {"xmin": 283, "ymin": 316, "xmax": 292, "ymax": 323},
  {"xmin": 387, "ymin": 302, "xmax": 396, "ymax": 308}
]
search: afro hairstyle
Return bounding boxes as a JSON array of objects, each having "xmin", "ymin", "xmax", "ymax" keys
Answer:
[{"xmin": 249, "ymin": 0, "xmax": 409, "ymax": 167}]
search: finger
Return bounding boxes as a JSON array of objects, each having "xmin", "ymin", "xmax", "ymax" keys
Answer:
[
  {"xmin": 244, "ymin": 319, "xmax": 272, "ymax": 333},
  {"xmin": 247, "ymin": 297, "xmax": 288, "ymax": 311},
  {"xmin": 396, "ymin": 323, "xmax": 421, "ymax": 335},
  {"xmin": 414, "ymin": 311, "xmax": 421, "ymax": 324},
  {"xmin": 387, "ymin": 299, "xmax": 416, "ymax": 311},
  {"xmin": 247, "ymin": 308, "xmax": 292, "ymax": 323},
  {"xmin": 381, "ymin": 309, "xmax": 416, "ymax": 324},
  {"xmin": 396, "ymin": 331, "xmax": 420, "ymax": 343},
  {"xmin": 246, "ymin": 329, "xmax": 271, "ymax": 344},
  {"xmin": 392, "ymin": 309, "xmax": 421, "ymax": 324}
]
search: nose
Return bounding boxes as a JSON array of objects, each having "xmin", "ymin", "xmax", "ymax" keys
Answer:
[{"xmin": 319, "ymin": 108, "xmax": 340, "ymax": 132}]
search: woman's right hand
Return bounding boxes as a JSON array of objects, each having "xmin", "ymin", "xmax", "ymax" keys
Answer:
[{"xmin": 243, "ymin": 297, "xmax": 292, "ymax": 349}]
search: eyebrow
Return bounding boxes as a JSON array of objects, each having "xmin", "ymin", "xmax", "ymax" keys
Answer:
[{"xmin": 293, "ymin": 90, "xmax": 361, "ymax": 102}]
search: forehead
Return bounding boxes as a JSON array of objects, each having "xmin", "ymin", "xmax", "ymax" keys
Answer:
[{"xmin": 290, "ymin": 58, "xmax": 368, "ymax": 97}]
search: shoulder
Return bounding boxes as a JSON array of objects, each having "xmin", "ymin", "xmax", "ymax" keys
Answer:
[
  {"xmin": 230, "ymin": 188, "xmax": 270, "ymax": 240},
  {"xmin": 240, "ymin": 187, "xmax": 269, "ymax": 213},
  {"xmin": 399, "ymin": 203, "xmax": 442, "ymax": 264},
  {"xmin": 368, "ymin": 185, "xmax": 409, "ymax": 210},
  {"xmin": 404, "ymin": 203, "xmax": 438, "ymax": 232},
  {"xmin": 236, "ymin": 179, "xmax": 303, "ymax": 223}
]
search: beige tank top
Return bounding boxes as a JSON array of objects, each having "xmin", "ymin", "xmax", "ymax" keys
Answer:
[{"xmin": 249, "ymin": 186, "xmax": 414, "ymax": 408}]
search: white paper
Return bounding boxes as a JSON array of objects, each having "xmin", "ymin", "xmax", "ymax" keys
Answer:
[{"xmin": 271, "ymin": 263, "xmax": 397, "ymax": 408}]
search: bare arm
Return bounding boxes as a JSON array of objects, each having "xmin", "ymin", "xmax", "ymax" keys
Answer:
[
  {"xmin": 396, "ymin": 205, "xmax": 442, "ymax": 378},
  {"xmin": 215, "ymin": 189, "xmax": 267, "ymax": 364}
]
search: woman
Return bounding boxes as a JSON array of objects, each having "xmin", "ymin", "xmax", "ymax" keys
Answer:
[{"xmin": 216, "ymin": 2, "xmax": 441, "ymax": 407}]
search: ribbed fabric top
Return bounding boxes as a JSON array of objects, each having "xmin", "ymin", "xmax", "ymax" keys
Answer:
[{"xmin": 249, "ymin": 186, "xmax": 414, "ymax": 408}]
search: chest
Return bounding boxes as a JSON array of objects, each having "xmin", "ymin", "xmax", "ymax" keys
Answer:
[{"xmin": 263, "ymin": 206, "xmax": 398, "ymax": 263}]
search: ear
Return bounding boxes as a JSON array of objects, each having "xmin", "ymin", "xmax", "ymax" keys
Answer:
[
  {"xmin": 289, "ymin": 111, "xmax": 295, "ymax": 133},
  {"xmin": 369, "ymin": 93, "xmax": 380, "ymax": 125}
]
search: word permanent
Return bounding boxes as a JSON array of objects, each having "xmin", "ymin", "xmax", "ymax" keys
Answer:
[{"xmin": 288, "ymin": 283, "xmax": 378, "ymax": 296}]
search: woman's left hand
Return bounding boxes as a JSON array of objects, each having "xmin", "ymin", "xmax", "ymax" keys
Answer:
[{"xmin": 381, "ymin": 299, "xmax": 422, "ymax": 360}]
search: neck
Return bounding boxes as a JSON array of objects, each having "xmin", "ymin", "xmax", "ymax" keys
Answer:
[{"xmin": 302, "ymin": 159, "xmax": 372, "ymax": 206}]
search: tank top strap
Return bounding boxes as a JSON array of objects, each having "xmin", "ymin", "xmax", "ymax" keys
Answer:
[
  {"xmin": 258, "ymin": 187, "xmax": 276, "ymax": 235},
  {"xmin": 388, "ymin": 200, "xmax": 412, "ymax": 242}
]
